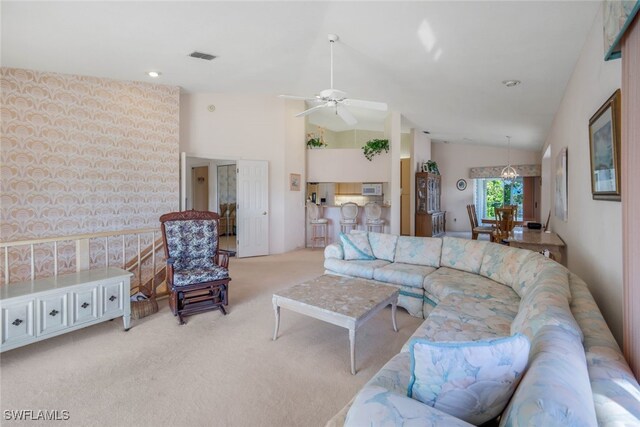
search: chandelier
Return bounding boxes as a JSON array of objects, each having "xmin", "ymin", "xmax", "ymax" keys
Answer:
[{"xmin": 501, "ymin": 136, "xmax": 518, "ymax": 183}]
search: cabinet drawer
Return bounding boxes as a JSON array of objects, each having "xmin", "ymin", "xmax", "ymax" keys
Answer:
[
  {"xmin": 1, "ymin": 299, "xmax": 35, "ymax": 346},
  {"xmin": 71, "ymin": 286, "xmax": 99, "ymax": 325},
  {"xmin": 101, "ymin": 280, "xmax": 124, "ymax": 317},
  {"xmin": 37, "ymin": 293, "xmax": 69, "ymax": 336}
]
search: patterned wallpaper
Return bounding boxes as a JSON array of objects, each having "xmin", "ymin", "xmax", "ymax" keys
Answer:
[{"xmin": 1, "ymin": 67, "xmax": 180, "ymax": 283}]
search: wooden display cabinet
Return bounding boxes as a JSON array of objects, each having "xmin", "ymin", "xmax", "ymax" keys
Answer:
[{"xmin": 415, "ymin": 172, "xmax": 446, "ymax": 237}]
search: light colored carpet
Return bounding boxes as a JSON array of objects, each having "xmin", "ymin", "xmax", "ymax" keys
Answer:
[{"xmin": 0, "ymin": 249, "xmax": 422, "ymax": 427}]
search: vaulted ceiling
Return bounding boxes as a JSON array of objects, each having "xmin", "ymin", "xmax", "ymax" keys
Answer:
[{"xmin": 2, "ymin": 1, "xmax": 600, "ymax": 149}]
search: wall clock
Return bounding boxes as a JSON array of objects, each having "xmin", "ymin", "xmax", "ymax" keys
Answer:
[{"xmin": 456, "ymin": 179, "xmax": 467, "ymax": 191}]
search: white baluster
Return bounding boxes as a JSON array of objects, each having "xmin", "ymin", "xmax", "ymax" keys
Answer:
[
  {"xmin": 53, "ymin": 241, "xmax": 58, "ymax": 276},
  {"xmin": 30, "ymin": 244, "xmax": 35, "ymax": 280},
  {"xmin": 4, "ymin": 247, "xmax": 9, "ymax": 285}
]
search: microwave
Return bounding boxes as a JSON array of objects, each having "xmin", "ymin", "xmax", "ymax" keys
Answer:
[{"xmin": 362, "ymin": 183, "xmax": 383, "ymax": 196}]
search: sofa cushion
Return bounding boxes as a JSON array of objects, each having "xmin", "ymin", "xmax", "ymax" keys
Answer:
[
  {"xmin": 339, "ymin": 232, "xmax": 375, "ymax": 260},
  {"xmin": 511, "ymin": 269, "xmax": 583, "ymax": 342},
  {"xmin": 440, "ymin": 237, "xmax": 488, "ymax": 274},
  {"xmin": 377, "ymin": 282, "xmax": 425, "ymax": 318},
  {"xmin": 423, "ymin": 267, "xmax": 520, "ymax": 306},
  {"xmin": 373, "ymin": 263, "xmax": 437, "ymax": 289},
  {"xmin": 407, "ymin": 334, "xmax": 530, "ymax": 425},
  {"xmin": 403, "ymin": 294, "xmax": 518, "ymax": 351},
  {"xmin": 500, "ymin": 325, "xmax": 598, "ymax": 427},
  {"xmin": 394, "ymin": 236, "xmax": 442, "ymax": 267},
  {"xmin": 323, "ymin": 258, "xmax": 390, "ymax": 280},
  {"xmin": 367, "ymin": 232, "xmax": 398, "ymax": 262},
  {"xmin": 514, "ymin": 252, "xmax": 570, "ymax": 299},
  {"xmin": 480, "ymin": 243, "xmax": 533, "ymax": 288}
]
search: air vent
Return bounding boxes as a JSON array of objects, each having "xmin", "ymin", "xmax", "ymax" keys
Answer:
[{"xmin": 189, "ymin": 51, "xmax": 216, "ymax": 61}]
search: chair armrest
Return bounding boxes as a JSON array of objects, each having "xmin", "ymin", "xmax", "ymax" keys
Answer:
[
  {"xmin": 216, "ymin": 251, "xmax": 230, "ymax": 269},
  {"xmin": 345, "ymin": 386, "xmax": 474, "ymax": 427}
]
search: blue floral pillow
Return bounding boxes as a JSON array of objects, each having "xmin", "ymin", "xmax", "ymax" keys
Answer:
[
  {"xmin": 339, "ymin": 232, "xmax": 375, "ymax": 260},
  {"xmin": 408, "ymin": 334, "xmax": 530, "ymax": 425}
]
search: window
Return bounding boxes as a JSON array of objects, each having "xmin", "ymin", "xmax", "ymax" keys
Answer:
[{"xmin": 474, "ymin": 178, "xmax": 524, "ymax": 221}]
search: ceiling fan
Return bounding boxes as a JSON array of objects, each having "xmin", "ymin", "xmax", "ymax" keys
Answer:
[{"xmin": 279, "ymin": 34, "xmax": 388, "ymax": 126}]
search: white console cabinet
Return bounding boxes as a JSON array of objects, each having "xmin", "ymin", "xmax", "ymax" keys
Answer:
[{"xmin": 1, "ymin": 268, "xmax": 132, "ymax": 352}]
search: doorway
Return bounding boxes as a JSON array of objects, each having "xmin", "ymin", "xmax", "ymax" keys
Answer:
[
  {"xmin": 181, "ymin": 154, "xmax": 269, "ymax": 257},
  {"xmin": 191, "ymin": 166, "xmax": 209, "ymax": 211}
]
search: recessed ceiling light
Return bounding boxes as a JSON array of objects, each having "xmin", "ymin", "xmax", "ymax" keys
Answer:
[
  {"xmin": 502, "ymin": 79, "xmax": 521, "ymax": 87},
  {"xmin": 147, "ymin": 71, "xmax": 161, "ymax": 78}
]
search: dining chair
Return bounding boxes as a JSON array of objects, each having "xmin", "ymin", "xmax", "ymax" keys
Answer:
[
  {"xmin": 493, "ymin": 207, "xmax": 516, "ymax": 244},
  {"xmin": 466, "ymin": 204, "xmax": 494, "ymax": 240}
]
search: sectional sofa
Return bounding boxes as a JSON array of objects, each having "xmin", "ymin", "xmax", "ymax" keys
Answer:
[{"xmin": 323, "ymin": 232, "xmax": 640, "ymax": 426}]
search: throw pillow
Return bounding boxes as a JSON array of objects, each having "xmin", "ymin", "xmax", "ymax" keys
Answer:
[
  {"xmin": 407, "ymin": 334, "xmax": 530, "ymax": 425},
  {"xmin": 339, "ymin": 232, "xmax": 375, "ymax": 260}
]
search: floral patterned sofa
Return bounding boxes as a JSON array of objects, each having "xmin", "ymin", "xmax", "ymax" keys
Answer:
[{"xmin": 324, "ymin": 233, "xmax": 640, "ymax": 426}]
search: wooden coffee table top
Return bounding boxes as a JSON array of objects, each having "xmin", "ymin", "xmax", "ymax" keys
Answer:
[{"xmin": 273, "ymin": 274, "xmax": 398, "ymax": 321}]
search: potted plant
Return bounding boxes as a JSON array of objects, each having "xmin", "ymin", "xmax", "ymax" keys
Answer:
[
  {"xmin": 362, "ymin": 139, "xmax": 389, "ymax": 161},
  {"xmin": 306, "ymin": 128, "xmax": 327, "ymax": 149}
]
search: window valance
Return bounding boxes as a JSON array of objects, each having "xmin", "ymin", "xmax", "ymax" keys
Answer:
[{"xmin": 469, "ymin": 164, "xmax": 541, "ymax": 179}]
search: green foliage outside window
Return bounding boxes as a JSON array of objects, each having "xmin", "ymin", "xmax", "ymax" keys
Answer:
[{"xmin": 484, "ymin": 179, "xmax": 524, "ymax": 218}]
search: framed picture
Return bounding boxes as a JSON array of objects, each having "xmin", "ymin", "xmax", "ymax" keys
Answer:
[
  {"xmin": 289, "ymin": 173, "xmax": 301, "ymax": 191},
  {"xmin": 589, "ymin": 89, "xmax": 621, "ymax": 201},
  {"xmin": 555, "ymin": 147, "xmax": 568, "ymax": 221},
  {"xmin": 456, "ymin": 179, "xmax": 467, "ymax": 191}
]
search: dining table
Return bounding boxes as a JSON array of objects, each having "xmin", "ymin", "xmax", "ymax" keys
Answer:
[{"xmin": 504, "ymin": 226, "xmax": 566, "ymax": 265}]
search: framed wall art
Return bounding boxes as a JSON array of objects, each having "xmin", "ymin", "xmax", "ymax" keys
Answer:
[
  {"xmin": 589, "ymin": 89, "xmax": 621, "ymax": 201},
  {"xmin": 289, "ymin": 173, "xmax": 301, "ymax": 191},
  {"xmin": 555, "ymin": 147, "xmax": 568, "ymax": 221}
]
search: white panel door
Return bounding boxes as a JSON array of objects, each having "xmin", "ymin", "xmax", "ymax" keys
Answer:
[{"xmin": 236, "ymin": 160, "xmax": 269, "ymax": 258}]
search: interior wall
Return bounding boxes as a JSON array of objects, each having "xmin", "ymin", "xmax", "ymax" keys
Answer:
[
  {"xmin": 0, "ymin": 67, "xmax": 180, "ymax": 283},
  {"xmin": 542, "ymin": 6, "xmax": 623, "ymax": 345},
  {"xmin": 307, "ymin": 149, "xmax": 391, "ymax": 183},
  {"xmin": 431, "ymin": 141, "xmax": 540, "ymax": 232},
  {"xmin": 180, "ymin": 93, "xmax": 306, "ymax": 254}
]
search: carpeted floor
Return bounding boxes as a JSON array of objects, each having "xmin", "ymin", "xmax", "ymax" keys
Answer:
[{"xmin": 0, "ymin": 249, "xmax": 423, "ymax": 427}]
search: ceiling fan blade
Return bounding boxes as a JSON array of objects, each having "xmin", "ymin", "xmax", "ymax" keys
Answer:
[
  {"xmin": 279, "ymin": 94, "xmax": 318, "ymax": 101},
  {"xmin": 294, "ymin": 103, "xmax": 329, "ymax": 118},
  {"xmin": 336, "ymin": 104, "xmax": 357, "ymax": 126},
  {"xmin": 344, "ymin": 98, "xmax": 388, "ymax": 111}
]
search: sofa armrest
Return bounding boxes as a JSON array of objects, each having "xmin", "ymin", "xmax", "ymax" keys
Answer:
[
  {"xmin": 324, "ymin": 243, "xmax": 344, "ymax": 260},
  {"xmin": 345, "ymin": 385, "xmax": 474, "ymax": 427}
]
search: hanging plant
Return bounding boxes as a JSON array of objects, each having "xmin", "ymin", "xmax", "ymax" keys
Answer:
[{"xmin": 362, "ymin": 139, "xmax": 389, "ymax": 161}]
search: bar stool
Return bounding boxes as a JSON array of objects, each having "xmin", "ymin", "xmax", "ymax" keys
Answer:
[
  {"xmin": 364, "ymin": 202, "xmax": 385, "ymax": 232},
  {"xmin": 307, "ymin": 202, "xmax": 329, "ymax": 248},
  {"xmin": 340, "ymin": 202, "xmax": 359, "ymax": 234}
]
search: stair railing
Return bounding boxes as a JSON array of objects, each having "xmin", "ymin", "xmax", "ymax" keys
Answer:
[{"xmin": 0, "ymin": 228, "xmax": 165, "ymax": 295}]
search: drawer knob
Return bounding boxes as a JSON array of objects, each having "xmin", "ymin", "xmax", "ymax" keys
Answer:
[
  {"xmin": 109, "ymin": 295, "xmax": 117, "ymax": 302},
  {"xmin": 81, "ymin": 302, "xmax": 90, "ymax": 309},
  {"xmin": 49, "ymin": 309, "xmax": 59, "ymax": 317},
  {"xmin": 12, "ymin": 318, "xmax": 23, "ymax": 326}
]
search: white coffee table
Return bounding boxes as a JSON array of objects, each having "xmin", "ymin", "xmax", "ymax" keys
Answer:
[{"xmin": 272, "ymin": 274, "xmax": 399, "ymax": 375}]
